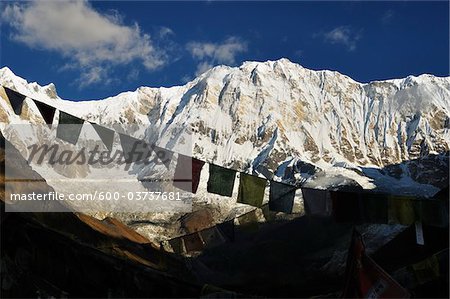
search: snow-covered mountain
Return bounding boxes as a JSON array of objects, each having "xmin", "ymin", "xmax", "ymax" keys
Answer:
[{"xmin": 1, "ymin": 58, "xmax": 449, "ymax": 198}]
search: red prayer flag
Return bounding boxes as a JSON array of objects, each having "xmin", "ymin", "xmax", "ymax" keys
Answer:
[{"xmin": 342, "ymin": 230, "xmax": 410, "ymax": 298}]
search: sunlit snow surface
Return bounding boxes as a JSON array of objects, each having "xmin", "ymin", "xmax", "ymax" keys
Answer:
[{"xmin": 0, "ymin": 59, "xmax": 448, "ymax": 239}]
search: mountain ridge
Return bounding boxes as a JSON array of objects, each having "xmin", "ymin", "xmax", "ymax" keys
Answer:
[
  {"xmin": 1, "ymin": 59, "xmax": 449, "ymax": 196},
  {"xmin": 1, "ymin": 58, "xmax": 447, "ymax": 102}
]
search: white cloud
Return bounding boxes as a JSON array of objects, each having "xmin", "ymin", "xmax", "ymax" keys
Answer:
[
  {"xmin": 180, "ymin": 74, "xmax": 194, "ymax": 84},
  {"xmin": 195, "ymin": 61, "xmax": 214, "ymax": 76},
  {"xmin": 2, "ymin": 1, "xmax": 169, "ymax": 86},
  {"xmin": 126, "ymin": 69, "xmax": 140, "ymax": 82},
  {"xmin": 381, "ymin": 9, "xmax": 394, "ymax": 25},
  {"xmin": 186, "ymin": 37, "xmax": 247, "ymax": 75},
  {"xmin": 76, "ymin": 66, "xmax": 111, "ymax": 88},
  {"xmin": 158, "ymin": 26, "xmax": 175, "ymax": 38},
  {"xmin": 323, "ymin": 26, "xmax": 362, "ymax": 51}
]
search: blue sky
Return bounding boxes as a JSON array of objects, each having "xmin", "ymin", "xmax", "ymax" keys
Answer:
[{"xmin": 1, "ymin": 1, "xmax": 448, "ymax": 101}]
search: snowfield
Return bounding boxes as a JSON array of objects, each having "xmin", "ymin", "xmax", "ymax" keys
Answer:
[{"xmin": 0, "ymin": 59, "xmax": 449, "ymax": 241}]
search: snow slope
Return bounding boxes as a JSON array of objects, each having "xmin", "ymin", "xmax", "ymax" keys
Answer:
[{"xmin": 1, "ymin": 59, "xmax": 449, "ymax": 198}]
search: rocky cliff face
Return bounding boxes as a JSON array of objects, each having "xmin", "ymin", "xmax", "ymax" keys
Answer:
[{"xmin": 1, "ymin": 59, "xmax": 448, "ymax": 197}]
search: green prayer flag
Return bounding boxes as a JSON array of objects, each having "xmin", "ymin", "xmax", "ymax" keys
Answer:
[
  {"xmin": 207, "ymin": 164, "xmax": 236, "ymax": 197},
  {"xmin": 237, "ymin": 173, "xmax": 266, "ymax": 208},
  {"xmin": 412, "ymin": 255, "xmax": 440, "ymax": 285},
  {"xmin": 56, "ymin": 111, "xmax": 84, "ymax": 145},
  {"xmin": 388, "ymin": 196, "xmax": 416, "ymax": 225}
]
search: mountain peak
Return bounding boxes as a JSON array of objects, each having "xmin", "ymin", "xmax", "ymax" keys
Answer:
[
  {"xmin": 239, "ymin": 58, "xmax": 299, "ymax": 71},
  {"xmin": 0, "ymin": 66, "xmax": 14, "ymax": 76},
  {"xmin": 0, "ymin": 66, "xmax": 19, "ymax": 84},
  {"xmin": 0, "ymin": 67, "xmax": 60, "ymax": 100},
  {"xmin": 1, "ymin": 60, "xmax": 449, "ymax": 197}
]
